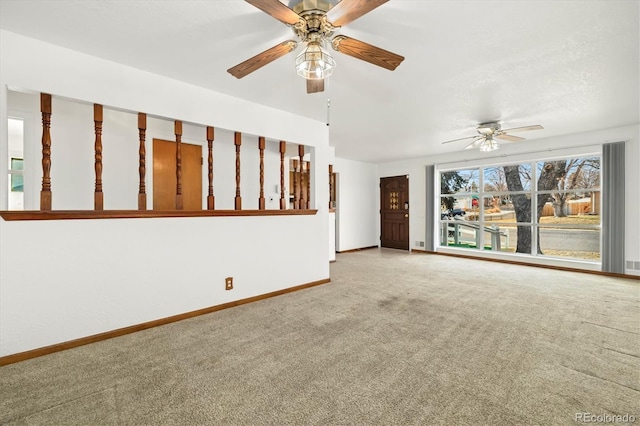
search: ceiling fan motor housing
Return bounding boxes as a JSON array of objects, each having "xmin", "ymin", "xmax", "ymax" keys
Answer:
[
  {"xmin": 477, "ymin": 122, "xmax": 501, "ymax": 135},
  {"xmin": 293, "ymin": 11, "xmax": 336, "ymax": 42}
]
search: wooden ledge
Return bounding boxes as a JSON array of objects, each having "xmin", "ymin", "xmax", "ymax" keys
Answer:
[{"xmin": 0, "ymin": 209, "xmax": 318, "ymax": 221}]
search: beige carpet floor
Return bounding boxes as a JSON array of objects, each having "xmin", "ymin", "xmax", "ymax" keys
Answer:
[{"xmin": 1, "ymin": 249, "xmax": 639, "ymax": 425}]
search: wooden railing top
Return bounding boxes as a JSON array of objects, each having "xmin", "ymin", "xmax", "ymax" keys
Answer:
[{"xmin": 0, "ymin": 209, "xmax": 318, "ymax": 221}]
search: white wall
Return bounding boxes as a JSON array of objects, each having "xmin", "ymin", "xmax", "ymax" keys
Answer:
[
  {"xmin": 0, "ymin": 30, "xmax": 331, "ymax": 357},
  {"xmin": 327, "ymin": 147, "xmax": 336, "ymax": 261},
  {"xmin": 624, "ymin": 135, "xmax": 640, "ymax": 273},
  {"xmin": 378, "ymin": 125, "xmax": 640, "ymax": 275},
  {"xmin": 333, "ymin": 157, "xmax": 379, "ymax": 252},
  {"xmin": 0, "ymin": 216, "xmax": 326, "ymax": 355},
  {"xmin": 329, "ymin": 211, "xmax": 336, "ymax": 261}
]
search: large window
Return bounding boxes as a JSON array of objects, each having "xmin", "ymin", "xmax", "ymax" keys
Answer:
[{"xmin": 439, "ymin": 155, "xmax": 601, "ymax": 262}]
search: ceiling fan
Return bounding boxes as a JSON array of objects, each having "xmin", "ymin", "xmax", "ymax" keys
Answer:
[
  {"xmin": 441, "ymin": 122, "xmax": 544, "ymax": 152},
  {"xmin": 227, "ymin": 0, "xmax": 405, "ymax": 94}
]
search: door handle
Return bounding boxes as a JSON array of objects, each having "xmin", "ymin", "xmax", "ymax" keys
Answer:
[{"xmin": 404, "ymin": 214, "xmax": 409, "ymax": 218}]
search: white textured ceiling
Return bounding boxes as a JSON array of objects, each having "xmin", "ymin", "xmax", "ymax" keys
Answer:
[{"xmin": 1, "ymin": 0, "xmax": 638, "ymax": 162}]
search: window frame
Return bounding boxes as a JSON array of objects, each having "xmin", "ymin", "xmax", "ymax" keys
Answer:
[{"xmin": 436, "ymin": 152, "xmax": 602, "ymax": 264}]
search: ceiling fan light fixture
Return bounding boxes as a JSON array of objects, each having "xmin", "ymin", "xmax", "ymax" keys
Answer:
[
  {"xmin": 295, "ymin": 41, "xmax": 335, "ymax": 80},
  {"xmin": 479, "ymin": 136, "xmax": 499, "ymax": 152}
]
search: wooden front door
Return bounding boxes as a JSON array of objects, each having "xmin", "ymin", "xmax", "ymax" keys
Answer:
[
  {"xmin": 380, "ymin": 175, "xmax": 409, "ymax": 250},
  {"xmin": 153, "ymin": 138, "xmax": 202, "ymax": 210}
]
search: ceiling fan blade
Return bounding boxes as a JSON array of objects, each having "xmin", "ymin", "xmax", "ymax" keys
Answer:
[
  {"xmin": 464, "ymin": 138, "xmax": 484, "ymax": 150},
  {"xmin": 227, "ymin": 40, "xmax": 297, "ymax": 79},
  {"xmin": 326, "ymin": 0, "xmax": 388, "ymax": 27},
  {"xmin": 500, "ymin": 124, "xmax": 544, "ymax": 133},
  {"xmin": 331, "ymin": 36, "xmax": 404, "ymax": 71},
  {"xmin": 495, "ymin": 133, "xmax": 525, "ymax": 142},
  {"xmin": 306, "ymin": 79, "xmax": 324, "ymax": 94},
  {"xmin": 441, "ymin": 135, "xmax": 479, "ymax": 145},
  {"xmin": 245, "ymin": 0, "xmax": 301, "ymax": 25}
]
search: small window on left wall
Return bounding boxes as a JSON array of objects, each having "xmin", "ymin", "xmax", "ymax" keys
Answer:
[{"xmin": 8, "ymin": 117, "xmax": 24, "ymax": 210}]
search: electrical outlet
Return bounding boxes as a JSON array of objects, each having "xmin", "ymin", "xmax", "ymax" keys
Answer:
[{"xmin": 225, "ymin": 277, "xmax": 233, "ymax": 290}]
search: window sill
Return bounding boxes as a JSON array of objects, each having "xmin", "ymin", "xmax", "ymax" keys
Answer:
[{"xmin": 436, "ymin": 246, "xmax": 601, "ymax": 270}]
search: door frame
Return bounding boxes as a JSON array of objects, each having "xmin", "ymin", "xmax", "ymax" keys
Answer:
[{"xmin": 380, "ymin": 174, "xmax": 410, "ymax": 250}]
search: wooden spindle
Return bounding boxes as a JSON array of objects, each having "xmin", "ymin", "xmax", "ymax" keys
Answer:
[
  {"xmin": 40, "ymin": 93, "xmax": 52, "ymax": 211},
  {"xmin": 305, "ymin": 160, "xmax": 311, "ymax": 209},
  {"xmin": 279, "ymin": 141, "xmax": 286, "ymax": 209},
  {"xmin": 175, "ymin": 120, "xmax": 183, "ymax": 210},
  {"xmin": 292, "ymin": 159, "xmax": 299, "ymax": 210},
  {"xmin": 207, "ymin": 126, "xmax": 215, "ymax": 210},
  {"xmin": 258, "ymin": 136, "xmax": 266, "ymax": 210},
  {"xmin": 234, "ymin": 132, "xmax": 242, "ymax": 210},
  {"xmin": 329, "ymin": 164, "xmax": 334, "ymax": 209},
  {"xmin": 138, "ymin": 113, "xmax": 147, "ymax": 210},
  {"xmin": 298, "ymin": 145, "xmax": 305, "ymax": 209},
  {"xmin": 93, "ymin": 104, "xmax": 104, "ymax": 210}
]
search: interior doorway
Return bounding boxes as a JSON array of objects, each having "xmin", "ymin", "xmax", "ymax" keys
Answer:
[
  {"xmin": 7, "ymin": 117, "xmax": 24, "ymax": 210},
  {"xmin": 380, "ymin": 175, "xmax": 409, "ymax": 250},
  {"xmin": 153, "ymin": 138, "xmax": 202, "ymax": 210}
]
